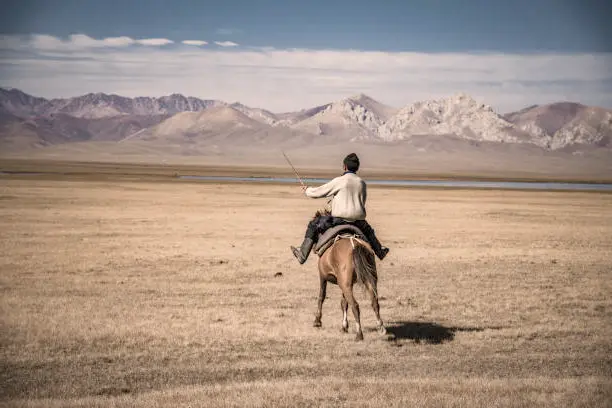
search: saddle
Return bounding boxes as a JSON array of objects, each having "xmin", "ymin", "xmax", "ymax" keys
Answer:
[{"xmin": 313, "ymin": 224, "xmax": 367, "ymax": 257}]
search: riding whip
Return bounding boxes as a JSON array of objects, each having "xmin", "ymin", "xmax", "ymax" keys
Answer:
[{"xmin": 281, "ymin": 150, "xmax": 306, "ymax": 188}]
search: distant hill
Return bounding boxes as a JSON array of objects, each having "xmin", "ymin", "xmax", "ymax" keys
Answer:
[
  {"xmin": 0, "ymin": 88, "xmax": 222, "ymax": 118},
  {"xmin": 1, "ymin": 87, "xmax": 611, "ymax": 158},
  {"xmin": 503, "ymin": 102, "xmax": 612, "ymax": 150},
  {"xmin": 285, "ymin": 94, "xmax": 397, "ymax": 140}
]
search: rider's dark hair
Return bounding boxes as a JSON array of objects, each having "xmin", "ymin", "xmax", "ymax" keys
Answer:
[{"xmin": 343, "ymin": 153, "xmax": 360, "ymax": 172}]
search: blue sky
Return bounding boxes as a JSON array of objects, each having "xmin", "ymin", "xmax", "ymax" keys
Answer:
[
  {"xmin": 1, "ymin": 0, "xmax": 611, "ymax": 112},
  {"xmin": 3, "ymin": 0, "xmax": 611, "ymax": 52}
]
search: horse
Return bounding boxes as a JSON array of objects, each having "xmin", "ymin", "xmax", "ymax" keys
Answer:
[{"xmin": 312, "ymin": 218, "xmax": 387, "ymax": 341}]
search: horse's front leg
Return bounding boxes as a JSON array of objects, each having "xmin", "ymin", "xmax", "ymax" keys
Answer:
[{"xmin": 313, "ymin": 277, "xmax": 327, "ymax": 327}]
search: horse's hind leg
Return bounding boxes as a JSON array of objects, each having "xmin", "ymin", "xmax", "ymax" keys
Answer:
[
  {"xmin": 313, "ymin": 277, "xmax": 327, "ymax": 328},
  {"xmin": 340, "ymin": 294, "xmax": 349, "ymax": 333},
  {"xmin": 341, "ymin": 286, "xmax": 363, "ymax": 341},
  {"xmin": 368, "ymin": 285, "xmax": 386, "ymax": 335}
]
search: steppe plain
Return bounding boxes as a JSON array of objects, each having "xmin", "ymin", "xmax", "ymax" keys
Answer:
[{"xmin": 1, "ymin": 161, "xmax": 611, "ymax": 407}]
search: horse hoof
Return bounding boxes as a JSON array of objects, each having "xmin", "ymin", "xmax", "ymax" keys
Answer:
[
  {"xmin": 313, "ymin": 319, "xmax": 322, "ymax": 328},
  {"xmin": 378, "ymin": 326, "xmax": 387, "ymax": 335},
  {"xmin": 341, "ymin": 326, "xmax": 349, "ymax": 333},
  {"xmin": 355, "ymin": 332, "xmax": 364, "ymax": 341}
]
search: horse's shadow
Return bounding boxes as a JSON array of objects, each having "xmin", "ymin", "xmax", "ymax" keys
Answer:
[{"xmin": 383, "ymin": 321, "xmax": 486, "ymax": 344}]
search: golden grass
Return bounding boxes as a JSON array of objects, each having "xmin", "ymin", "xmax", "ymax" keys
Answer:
[{"xmin": 0, "ymin": 176, "xmax": 611, "ymax": 407}]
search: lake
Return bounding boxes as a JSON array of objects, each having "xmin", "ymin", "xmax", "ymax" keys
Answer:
[{"xmin": 179, "ymin": 175, "xmax": 612, "ymax": 192}]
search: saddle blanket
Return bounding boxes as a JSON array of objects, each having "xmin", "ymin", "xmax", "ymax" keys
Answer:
[{"xmin": 313, "ymin": 224, "xmax": 367, "ymax": 256}]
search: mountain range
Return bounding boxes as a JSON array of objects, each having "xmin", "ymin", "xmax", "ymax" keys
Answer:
[{"xmin": 1, "ymin": 87, "xmax": 611, "ymax": 157}]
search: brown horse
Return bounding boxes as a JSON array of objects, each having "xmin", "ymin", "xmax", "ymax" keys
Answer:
[{"xmin": 313, "ymin": 232, "xmax": 386, "ymax": 341}]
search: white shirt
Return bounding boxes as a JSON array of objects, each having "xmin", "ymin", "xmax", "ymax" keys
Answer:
[{"xmin": 305, "ymin": 172, "xmax": 367, "ymax": 221}]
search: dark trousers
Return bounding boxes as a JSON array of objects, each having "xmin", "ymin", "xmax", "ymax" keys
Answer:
[{"xmin": 304, "ymin": 215, "xmax": 384, "ymax": 253}]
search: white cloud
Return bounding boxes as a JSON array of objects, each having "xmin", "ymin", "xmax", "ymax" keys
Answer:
[
  {"xmin": 0, "ymin": 34, "xmax": 610, "ymax": 113},
  {"xmin": 135, "ymin": 38, "xmax": 174, "ymax": 46},
  {"xmin": 70, "ymin": 34, "xmax": 135, "ymax": 47},
  {"xmin": 15, "ymin": 34, "xmax": 172, "ymax": 50},
  {"xmin": 182, "ymin": 40, "xmax": 208, "ymax": 46},
  {"xmin": 0, "ymin": 34, "xmax": 27, "ymax": 49},
  {"xmin": 30, "ymin": 34, "xmax": 65, "ymax": 50},
  {"xmin": 101, "ymin": 36, "xmax": 136, "ymax": 47},
  {"xmin": 214, "ymin": 41, "xmax": 239, "ymax": 47}
]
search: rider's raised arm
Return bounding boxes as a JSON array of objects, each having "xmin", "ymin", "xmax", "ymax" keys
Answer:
[{"xmin": 304, "ymin": 177, "xmax": 341, "ymax": 199}]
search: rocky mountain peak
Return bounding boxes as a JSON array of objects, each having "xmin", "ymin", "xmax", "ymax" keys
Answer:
[
  {"xmin": 379, "ymin": 93, "xmax": 523, "ymax": 143},
  {"xmin": 0, "ymin": 89, "xmax": 225, "ymax": 119},
  {"xmin": 229, "ymin": 102, "xmax": 279, "ymax": 126},
  {"xmin": 0, "ymin": 87, "xmax": 49, "ymax": 117},
  {"xmin": 346, "ymin": 93, "xmax": 376, "ymax": 105},
  {"xmin": 304, "ymin": 96, "xmax": 387, "ymax": 137},
  {"xmin": 504, "ymin": 102, "xmax": 612, "ymax": 149}
]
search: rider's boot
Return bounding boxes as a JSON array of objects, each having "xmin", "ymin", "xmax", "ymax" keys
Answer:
[{"xmin": 291, "ymin": 237, "xmax": 315, "ymax": 264}]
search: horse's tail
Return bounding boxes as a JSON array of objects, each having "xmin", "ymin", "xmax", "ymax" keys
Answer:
[{"xmin": 353, "ymin": 242, "xmax": 378, "ymax": 297}]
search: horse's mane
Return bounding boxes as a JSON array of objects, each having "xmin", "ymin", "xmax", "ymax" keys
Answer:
[{"xmin": 313, "ymin": 208, "xmax": 331, "ymax": 219}]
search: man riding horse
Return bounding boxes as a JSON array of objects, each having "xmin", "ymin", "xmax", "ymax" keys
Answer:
[{"xmin": 291, "ymin": 153, "xmax": 390, "ymax": 264}]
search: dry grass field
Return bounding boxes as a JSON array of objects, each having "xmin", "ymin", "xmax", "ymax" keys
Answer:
[{"xmin": 1, "ymin": 172, "xmax": 611, "ymax": 407}]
